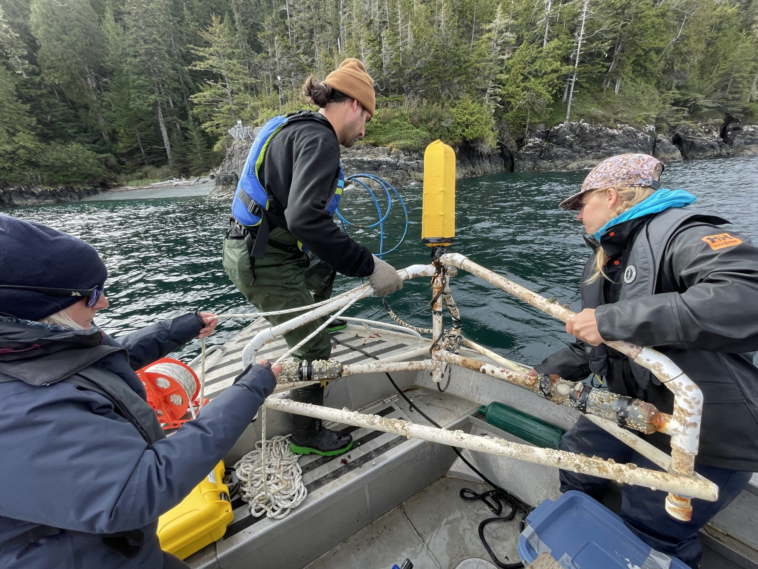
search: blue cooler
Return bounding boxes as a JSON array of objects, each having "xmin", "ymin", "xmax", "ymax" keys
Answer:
[{"xmin": 518, "ymin": 491, "xmax": 689, "ymax": 568}]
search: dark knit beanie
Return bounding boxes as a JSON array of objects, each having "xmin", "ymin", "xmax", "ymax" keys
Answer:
[{"xmin": 0, "ymin": 215, "xmax": 108, "ymax": 321}]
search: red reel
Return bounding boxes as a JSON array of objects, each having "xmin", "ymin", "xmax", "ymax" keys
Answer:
[{"xmin": 137, "ymin": 357, "xmax": 201, "ymax": 430}]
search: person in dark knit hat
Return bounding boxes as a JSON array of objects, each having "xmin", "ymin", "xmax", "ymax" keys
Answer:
[
  {"xmin": 223, "ymin": 59, "xmax": 402, "ymax": 458},
  {"xmin": 0, "ymin": 215, "xmax": 280, "ymax": 569}
]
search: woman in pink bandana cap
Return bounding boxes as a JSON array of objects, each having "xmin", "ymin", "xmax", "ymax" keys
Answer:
[{"xmin": 528, "ymin": 153, "xmax": 758, "ymax": 567}]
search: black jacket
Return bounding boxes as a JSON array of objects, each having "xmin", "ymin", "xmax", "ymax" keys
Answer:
[
  {"xmin": 259, "ymin": 117, "xmax": 375, "ymax": 278},
  {"xmin": 536, "ymin": 208, "xmax": 758, "ymax": 471}
]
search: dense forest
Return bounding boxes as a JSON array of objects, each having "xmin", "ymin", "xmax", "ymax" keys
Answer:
[{"xmin": 0, "ymin": 0, "xmax": 756, "ymax": 186}]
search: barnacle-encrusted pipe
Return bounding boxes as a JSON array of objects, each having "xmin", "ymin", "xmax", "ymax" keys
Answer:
[
  {"xmin": 542, "ymin": 375, "xmax": 664, "ymax": 435},
  {"xmin": 439, "ymin": 252, "xmax": 705, "ymax": 521},
  {"xmin": 264, "ymin": 397, "xmax": 718, "ymax": 502},
  {"xmin": 435, "ymin": 351, "xmax": 669, "ymax": 435},
  {"xmin": 274, "ymin": 359, "xmax": 439, "ymax": 384},
  {"xmin": 430, "ymin": 265, "xmax": 447, "ymax": 383}
]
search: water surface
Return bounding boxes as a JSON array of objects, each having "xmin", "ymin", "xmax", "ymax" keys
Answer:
[{"xmin": 7, "ymin": 156, "xmax": 757, "ymax": 367}]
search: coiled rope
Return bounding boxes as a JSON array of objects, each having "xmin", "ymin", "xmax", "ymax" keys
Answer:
[{"xmin": 234, "ymin": 435, "xmax": 307, "ymax": 520}]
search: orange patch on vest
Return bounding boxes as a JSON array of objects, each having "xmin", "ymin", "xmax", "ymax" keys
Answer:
[{"xmin": 702, "ymin": 233, "xmax": 743, "ymax": 250}]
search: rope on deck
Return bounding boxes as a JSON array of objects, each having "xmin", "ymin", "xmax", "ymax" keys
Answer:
[{"xmin": 234, "ymin": 434, "xmax": 307, "ymax": 520}]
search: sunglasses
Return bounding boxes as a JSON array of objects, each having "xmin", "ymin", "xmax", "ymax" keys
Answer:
[{"xmin": 0, "ymin": 284, "xmax": 104, "ymax": 307}]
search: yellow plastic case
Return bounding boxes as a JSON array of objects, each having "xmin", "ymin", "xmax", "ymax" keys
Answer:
[
  {"xmin": 421, "ymin": 140, "xmax": 456, "ymax": 246},
  {"xmin": 157, "ymin": 461, "xmax": 234, "ymax": 560}
]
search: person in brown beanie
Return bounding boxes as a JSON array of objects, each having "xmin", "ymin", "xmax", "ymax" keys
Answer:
[{"xmin": 223, "ymin": 59, "xmax": 403, "ymax": 457}]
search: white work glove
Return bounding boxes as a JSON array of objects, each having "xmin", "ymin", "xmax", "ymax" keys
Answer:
[{"xmin": 368, "ymin": 255, "xmax": 403, "ymax": 297}]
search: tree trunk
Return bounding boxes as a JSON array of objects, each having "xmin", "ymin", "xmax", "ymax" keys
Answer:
[
  {"xmin": 82, "ymin": 69, "xmax": 111, "ymax": 146},
  {"xmin": 604, "ymin": 34, "xmax": 624, "ymax": 90},
  {"xmin": 285, "ymin": 0, "xmax": 293, "ymax": 44},
  {"xmin": 525, "ymin": 108, "xmax": 531, "ymax": 137},
  {"xmin": 565, "ymin": 0, "xmax": 589, "ymax": 123},
  {"xmin": 135, "ymin": 128, "xmax": 148, "ymax": 166},
  {"xmin": 470, "ymin": 0, "xmax": 477, "ymax": 55},
  {"xmin": 543, "ymin": 0, "xmax": 552, "ymax": 48},
  {"xmin": 749, "ymin": 68, "xmax": 758, "ymax": 102},
  {"xmin": 339, "ymin": 0, "xmax": 345, "ymax": 53},
  {"xmin": 156, "ymin": 101, "xmax": 173, "ymax": 166}
]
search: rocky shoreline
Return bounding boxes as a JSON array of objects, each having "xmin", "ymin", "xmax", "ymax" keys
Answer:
[
  {"xmin": 512, "ymin": 121, "xmax": 758, "ymax": 171},
  {"xmin": 0, "ymin": 185, "xmax": 101, "ymax": 208},
  {"xmin": 4, "ymin": 119, "xmax": 756, "ymax": 207},
  {"xmin": 210, "ymin": 139, "xmax": 508, "ymax": 199},
  {"xmin": 211, "ymin": 119, "xmax": 758, "ymax": 198}
]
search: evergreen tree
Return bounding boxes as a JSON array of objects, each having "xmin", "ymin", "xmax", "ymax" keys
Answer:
[
  {"xmin": 0, "ymin": 64, "xmax": 39, "ymax": 182},
  {"xmin": 0, "ymin": 0, "xmax": 756, "ymax": 185},
  {"xmin": 122, "ymin": 0, "xmax": 181, "ymax": 165},
  {"xmin": 189, "ymin": 15, "xmax": 255, "ymax": 145},
  {"xmin": 29, "ymin": 0, "xmax": 112, "ymax": 145}
]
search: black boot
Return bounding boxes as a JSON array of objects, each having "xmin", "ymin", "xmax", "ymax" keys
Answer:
[
  {"xmin": 327, "ymin": 318, "xmax": 348, "ymax": 333},
  {"xmin": 290, "ymin": 419, "xmax": 354, "ymax": 456},
  {"xmin": 289, "ymin": 384, "xmax": 353, "ymax": 456}
]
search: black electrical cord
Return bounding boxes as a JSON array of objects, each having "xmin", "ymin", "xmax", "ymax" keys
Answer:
[{"xmin": 331, "ymin": 335, "xmax": 531, "ymax": 568}]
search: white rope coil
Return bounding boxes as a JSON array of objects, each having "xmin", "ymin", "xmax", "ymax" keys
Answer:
[
  {"xmin": 146, "ymin": 362, "xmax": 198, "ymax": 406},
  {"xmin": 234, "ymin": 435, "xmax": 307, "ymax": 520}
]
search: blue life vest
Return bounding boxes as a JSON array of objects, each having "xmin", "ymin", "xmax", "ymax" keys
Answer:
[{"xmin": 231, "ymin": 111, "xmax": 344, "ymax": 257}]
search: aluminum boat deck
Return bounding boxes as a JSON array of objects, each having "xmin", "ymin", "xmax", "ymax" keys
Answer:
[{"xmin": 184, "ymin": 320, "xmax": 758, "ymax": 569}]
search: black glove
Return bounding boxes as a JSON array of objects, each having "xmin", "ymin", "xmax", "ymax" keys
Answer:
[{"xmin": 233, "ymin": 362, "xmax": 277, "ymax": 398}]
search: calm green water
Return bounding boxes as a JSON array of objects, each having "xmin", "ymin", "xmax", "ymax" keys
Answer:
[{"xmin": 6, "ymin": 156, "xmax": 758, "ymax": 367}]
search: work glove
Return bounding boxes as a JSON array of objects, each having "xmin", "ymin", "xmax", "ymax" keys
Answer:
[
  {"xmin": 233, "ymin": 362, "xmax": 277, "ymax": 398},
  {"xmin": 368, "ymin": 255, "xmax": 403, "ymax": 297}
]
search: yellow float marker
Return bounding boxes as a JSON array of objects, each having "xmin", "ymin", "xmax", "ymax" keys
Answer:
[{"xmin": 422, "ymin": 140, "xmax": 456, "ymax": 247}]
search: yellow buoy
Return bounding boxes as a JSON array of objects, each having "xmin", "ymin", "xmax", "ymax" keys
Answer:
[{"xmin": 421, "ymin": 140, "xmax": 456, "ymax": 247}]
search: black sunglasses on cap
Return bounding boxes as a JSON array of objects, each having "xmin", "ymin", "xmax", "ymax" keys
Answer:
[{"xmin": 0, "ymin": 284, "xmax": 104, "ymax": 308}]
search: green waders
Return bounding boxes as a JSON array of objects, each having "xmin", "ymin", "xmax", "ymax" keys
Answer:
[
  {"xmin": 223, "ymin": 226, "xmax": 335, "ymax": 362},
  {"xmin": 223, "ymin": 226, "xmax": 353, "ymax": 456}
]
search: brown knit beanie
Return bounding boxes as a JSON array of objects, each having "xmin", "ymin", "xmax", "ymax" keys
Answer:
[{"xmin": 323, "ymin": 59, "xmax": 376, "ymax": 117}]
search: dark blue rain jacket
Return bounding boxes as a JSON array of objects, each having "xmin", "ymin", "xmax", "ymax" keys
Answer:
[{"xmin": 0, "ymin": 313, "xmax": 267, "ymax": 568}]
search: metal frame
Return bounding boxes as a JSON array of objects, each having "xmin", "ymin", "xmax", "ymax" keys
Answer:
[{"xmin": 240, "ymin": 255, "xmax": 715, "ymax": 520}]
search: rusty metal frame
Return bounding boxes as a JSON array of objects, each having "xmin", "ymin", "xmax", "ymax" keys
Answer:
[
  {"xmin": 438, "ymin": 252, "xmax": 707, "ymax": 520},
  {"xmin": 240, "ymin": 255, "xmax": 715, "ymax": 520}
]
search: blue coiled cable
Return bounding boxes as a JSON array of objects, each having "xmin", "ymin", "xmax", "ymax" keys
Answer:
[{"xmin": 335, "ymin": 173, "xmax": 409, "ymax": 259}]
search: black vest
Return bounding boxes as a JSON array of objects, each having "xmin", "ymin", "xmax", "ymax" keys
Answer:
[
  {"xmin": 67, "ymin": 367, "xmax": 166, "ymax": 445},
  {"xmin": 576, "ymin": 208, "xmax": 758, "ymax": 469},
  {"xmin": 1, "ymin": 364, "xmax": 165, "ymax": 556},
  {"xmin": 581, "ymin": 208, "xmax": 729, "ymax": 394}
]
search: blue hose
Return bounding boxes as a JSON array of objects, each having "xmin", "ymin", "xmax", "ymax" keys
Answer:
[{"xmin": 336, "ymin": 174, "xmax": 409, "ymax": 259}]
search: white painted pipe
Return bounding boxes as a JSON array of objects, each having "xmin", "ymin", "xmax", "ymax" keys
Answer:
[
  {"xmin": 460, "ymin": 338, "xmax": 530, "ymax": 374},
  {"xmin": 340, "ymin": 360, "xmax": 438, "ymax": 376},
  {"xmin": 241, "ymin": 264, "xmax": 436, "ymax": 367},
  {"xmin": 337, "ymin": 317, "xmax": 425, "ymax": 340},
  {"xmin": 379, "ymin": 346, "xmax": 432, "ymax": 363},
  {"xmin": 264, "ymin": 398, "xmax": 718, "ymax": 502},
  {"xmin": 439, "ymin": 252, "xmax": 706, "ymax": 519},
  {"xmin": 585, "ymin": 415, "xmax": 671, "ymax": 471}
]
